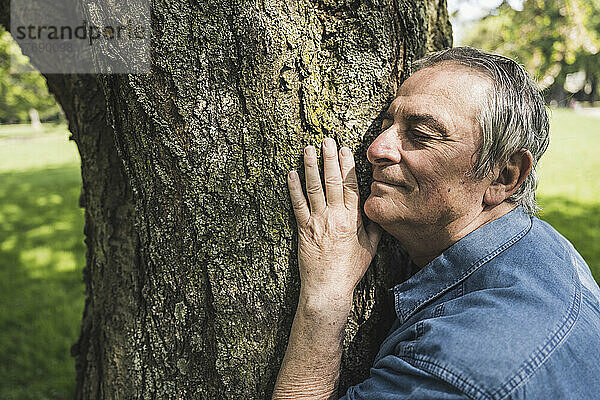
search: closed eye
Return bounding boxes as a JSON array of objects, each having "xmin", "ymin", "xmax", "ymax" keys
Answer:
[
  {"xmin": 408, "ymin": 128, "xmax": 433, "ymax": 141},
  {"xmin": 405, "ymin": 113, "xmax": 449, "ymax": 138},
  {"xmin": 406, "ymin": 128, "xmax": 455, "ymax": 149}
]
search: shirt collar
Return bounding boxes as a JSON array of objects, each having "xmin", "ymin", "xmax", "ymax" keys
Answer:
[{"xmin": 392, "ymin": 206, "xmax": 533, "ymax": 324}]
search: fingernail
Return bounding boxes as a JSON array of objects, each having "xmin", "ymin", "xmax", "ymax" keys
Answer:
[
  {"xmin": 341, "ymin": 147, "xmax": 351, "ymax": 157},
  {"xmin": 288, "ymin": 170, "xmax": 298, "ymax": 180},
  {"xmin": 324, "ymin": 137, "xmax": 335, "ymax": 148},
  {"xmin": 305, "ymin": 146, "xmax": 315, "ymax": 156}
]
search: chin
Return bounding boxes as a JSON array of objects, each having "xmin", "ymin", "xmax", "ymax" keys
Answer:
[
  {"xmin": 364, "ymin": 196, "xmax": 388, "ymax": 225},
  {"xmin": 364, "ymin": 195, "xmax": 412, "ymax": 230}
]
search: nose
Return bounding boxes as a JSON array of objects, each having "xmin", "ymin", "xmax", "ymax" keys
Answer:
[{"xmin": 367, "ymin": 126, "xmax": 401, "ymax": 166}]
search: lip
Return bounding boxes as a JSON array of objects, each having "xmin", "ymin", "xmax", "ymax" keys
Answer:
[
  {"xmin": 371, "ymin": 179, "xmax": 413, "ymax": 194},
  {"xmin": 372, "ymin": 180, "xmax": 393, "ymax": 186},
  {"xmin": 372, "ymin": 178, "xmax": 401, "ymax": 186},
  {"xmin": 371, "ymin": 180, "xmax": 404, "ymax": 189}
]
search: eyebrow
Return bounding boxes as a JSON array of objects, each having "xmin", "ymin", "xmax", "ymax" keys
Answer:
[
  {"xmin": 382, "ymin": 100, "xmax": 401, "ymax": 121},
  {"xmin": 382, "ymin": 109, "xmax": 395, "ymax": 121},
  {"xmin": 382, "ymin": 105, "xmax": 450, "ymax": 138}
]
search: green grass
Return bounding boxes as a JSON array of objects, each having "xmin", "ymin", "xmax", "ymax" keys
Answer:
[
  {"xmin": 537, "ymin": 108, "xmax": 600, "ymax": 280},
  {"xmin": 0, "ymin": 124, "xmax": 84, "ymax": 399},
  {"xmin": 0, "ymin": 124, "xmax": 77, "ymax": 171},
  {"xmin": 537, "ymin": 108, "xmax": 600, "ymax": 203},
  {"xmin": 0, "ymin": 123, "xmax": 68, "ymax": 138},
  {"xmin": 0, "ymin": 110, "xmax": 598, "ymax": 398}
]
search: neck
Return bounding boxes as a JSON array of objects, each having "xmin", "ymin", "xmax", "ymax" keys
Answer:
[{"xmin": 390, "ymin": 203, "xmax": 517, "ymax": 268}]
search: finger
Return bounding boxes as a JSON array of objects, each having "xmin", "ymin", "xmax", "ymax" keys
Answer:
[
  {"xmin": 339, "ymin": 147, "xmax": 359, "ymax": 210},
  {"xmin": 287, "ymin": 170, "xmax": 310, "ymax": 226},
  {"xmin": 322, "ymin": 138, "xmax": 344, "ymax": 207},
  {"xmin": 366, "ymin": 222, "xmax": 382, "ymax": 254},
  {"xmin": 304, "ymin": 145, "xmax": 326, "ymax": 213}
]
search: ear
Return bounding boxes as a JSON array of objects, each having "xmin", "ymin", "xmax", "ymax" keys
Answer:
[{"xmin": 484, "ymin": 150, "xmax": 533, "ymax": 207}]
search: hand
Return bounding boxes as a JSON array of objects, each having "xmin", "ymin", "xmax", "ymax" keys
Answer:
[{"xmin": 287, "ymin": 138, "xmax": 382, "ymax": 309}]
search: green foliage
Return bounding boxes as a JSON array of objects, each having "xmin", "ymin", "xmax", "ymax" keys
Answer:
[
  {"xmin": 0, "ymin": 27, "xmax": 63, "ymax": 124},
  {"xmin": 462, "ymin": 0, "xmax": 600, "ymax": 101},
  {"xmin": 0, "ymin": 125, "xmax": 83, "ymax": 399}
]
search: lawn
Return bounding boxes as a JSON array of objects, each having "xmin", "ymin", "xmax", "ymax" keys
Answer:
[
  {"xmin": 0, "ymin": 124, "xmax": 84, "ymax": 399},
  {"xmin": 537, "ymin": 109, "xmax": 600, "ymax": 280},
  {"xmin": 0, "ymin": 110, "xmax": 598, "ymax": 398}
]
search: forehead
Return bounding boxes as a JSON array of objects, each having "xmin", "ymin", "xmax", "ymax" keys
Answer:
[{"xmin": 389, "ymin": 64, "xmax": 491, "ymax": 133}]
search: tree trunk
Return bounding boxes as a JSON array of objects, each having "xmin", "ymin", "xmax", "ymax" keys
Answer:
[{"xmin": 1, "ymin": 0, "xmax": 451, "ymax": 397}]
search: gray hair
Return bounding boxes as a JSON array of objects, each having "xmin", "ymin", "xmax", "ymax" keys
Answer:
[{"xmin": 412, "ymin": 46, "xmax": 550, "ymax": 215}]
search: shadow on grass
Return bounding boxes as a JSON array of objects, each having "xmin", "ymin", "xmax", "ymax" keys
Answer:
[
  {"xmin": 0, "ymin": 164, "xmax": 84, "ymax": 400},
  {"xmin": 538, "ymin": 195, "xmax": 600, "ymax": 283}
]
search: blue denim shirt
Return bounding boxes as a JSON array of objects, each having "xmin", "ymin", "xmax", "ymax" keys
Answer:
[{"xmin": 342, "ymin": 207, "xmax": 600, "ymax": 399}]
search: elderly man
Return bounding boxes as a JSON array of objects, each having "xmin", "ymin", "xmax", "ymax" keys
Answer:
[{"xmin": 272, "ymin": 47, "xmax": 600, "ymax": 399}]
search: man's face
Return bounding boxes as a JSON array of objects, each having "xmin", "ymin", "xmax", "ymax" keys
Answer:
[{"xmin": 364, "ymin": 63, "xmax": 493, "ymax": 238}]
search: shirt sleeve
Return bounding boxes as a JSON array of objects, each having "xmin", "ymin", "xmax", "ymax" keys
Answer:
[{"xmin": 340, "ymin": 355, "xmax": 467, "ymax": 400}]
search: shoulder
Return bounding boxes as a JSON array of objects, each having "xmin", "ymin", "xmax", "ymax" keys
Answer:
[
  {"xmin": 377, "ymin": 218, "xmax": 600, "ymax": 399},
  {"xmin": 340, "ymin": 356, "xmax": 469, "ymax": 400}
]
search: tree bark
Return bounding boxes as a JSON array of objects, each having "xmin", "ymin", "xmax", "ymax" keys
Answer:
[{"xmin": 1, "ymin": 0, "xmax": 451, "ymax": 397}]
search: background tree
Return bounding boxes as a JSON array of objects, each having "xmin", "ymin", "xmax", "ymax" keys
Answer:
[
  {"xmin": 0, "ymin": 27, "xmax": 62, "ymax": 123},
  {"xmin": 1, "ymin": 0, "xmax": 451, "ymax": 397},
  {"xmin": 461, "ymin": 0, "xmax": 600, "ymax": 105}
]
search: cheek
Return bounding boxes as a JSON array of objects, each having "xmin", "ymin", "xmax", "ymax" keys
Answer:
[
  {"xmin": 417, "ymin": 172, "xmax": 477, "ymax": 209},
  {"xmin": 447, "ymin": 179, "xmax": 487, "ymax": 208},
  {"xmin": 414, "ymin": 168, "xmax": 455, "ymax": 197},
  {"xmin": 411, "ymin": 151, "xmax": 477, "ymax": 194},
  {"xmin": 405, "ymin": 152, "xmax": 454, "ymax": 184},
  {"xmin": 363, "ymin": 197, "xmax": 379, "ymax": 222},
  {"xmin": 364, "ymin": 195, "xmax": 397, "ymax": 227}
]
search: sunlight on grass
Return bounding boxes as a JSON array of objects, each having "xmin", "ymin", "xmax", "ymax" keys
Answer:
[
  {"xmin": 25, "ymin": 224, "xmax": 57, "ymax": 239},
  {"xmin": 0, "ymin": 124, "xmax": 66, "ymax": 138},
  {"xmin": 0, "ymin": 123, "xmax": 84, "ymax": 400},
  {"xmin": 1, "ymin": 234, "xmax": 17, "ymax": 251},
  {"xmin": 18, "ymin": 247, "xmax": 77, "ymax": 277},
  {"xmin": 538, "ymin": 108, "xmax": 600, "ymax": 204},
  {"xmin": 20, "ymin": 246, "xmax": 54, "ymax": 268},
  {"xmin": 0, "ymin": 124, "xmax": 79, "ymax": 172}
]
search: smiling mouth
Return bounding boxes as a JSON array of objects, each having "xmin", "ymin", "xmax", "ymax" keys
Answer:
[
  {"xmin": 373, "ymin": 180, "xmax": 394, "ymax": 186},
  {"xmin": 371, "ymin": 180, "xmax": 408, "ymax": 190}
]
